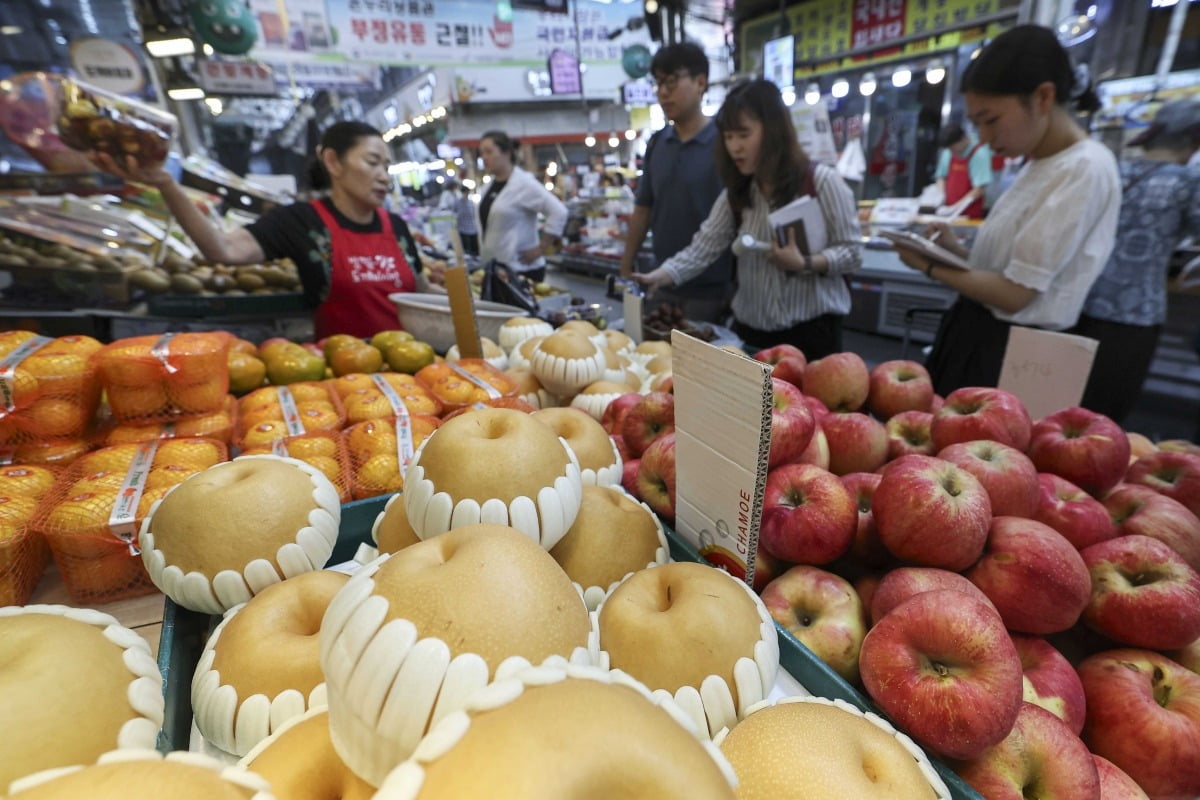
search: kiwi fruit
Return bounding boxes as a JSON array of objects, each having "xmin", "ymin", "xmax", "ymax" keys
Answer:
[
  {"xmin": 169, "ymin": 273, "xmax": 204, "ymax": 294},
  {"xmin": 258, "ymin": 266, "xmax": 290, "ymax": 287},
  {"xmin": 129, "ymin": 269, "xmax": 171, "ymax": 293},
  {"xmin": 235, "ymin": 271, "xmax": 266, "ymax": 291}
]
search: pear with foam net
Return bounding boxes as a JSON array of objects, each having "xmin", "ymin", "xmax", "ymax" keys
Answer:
[
  {"xmin": 528, "ymin": 330, "xmax": 607, "ymax": 399},
  {"xmin": 531, "ymin": 407, "xmax": 621, "ymax": 488},
  {"xmin": 403, "ymin": 408, "xmax": 582, "ymax": 550},
  {"xmin": 498, "ymin": 317, "xmax": 553, "ymax": 353},
  {"xmin": 318, "ymin": 524, "xmax": 597, "ymax": 787}
]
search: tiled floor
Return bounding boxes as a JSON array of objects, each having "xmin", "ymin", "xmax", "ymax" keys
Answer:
[{"xmin": 552, "ymin": 268, "xmax": 1199, "ymax": 443}]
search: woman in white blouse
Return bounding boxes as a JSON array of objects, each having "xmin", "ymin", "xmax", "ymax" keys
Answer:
[
  {"xmin": 476, "ymin": 130, "xmax": 568, "ymax": 283},
  {"xmin": 634, "ymin": 79, "xmax": 863, "ymax": 360},
  {"xmin": 894, "ymin": 25, "xmax": 1121, "ymax": 395}
]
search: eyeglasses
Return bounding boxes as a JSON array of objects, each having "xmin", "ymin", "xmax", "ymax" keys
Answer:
[{"xmin": 651, "ymin": 70, "xmax": 693, "ymax": 93}]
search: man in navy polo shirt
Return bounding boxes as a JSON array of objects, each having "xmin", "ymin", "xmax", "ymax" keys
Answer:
[{"xmin": 619, "ymin": 42, "xmax": 733, "ymax": 323}]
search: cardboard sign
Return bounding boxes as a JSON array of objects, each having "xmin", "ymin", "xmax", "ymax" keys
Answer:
[
  {"xmin": 623, "ymin": 290, "xmax": 644, "ymax": 344},
  {"xmin": 443, "ymin": 266, "xmax": 483, "ymax": 359},
  {"xmin": 998, "ymin": 326, "xmax": 1098, "ymax": 420},
  {"xmin": 869, "ymin": 197, "xmax": 922, "ymax": 226},
  {"xmin": 672, "ymin": 331, "xmax": 774, "ymax": 588}
]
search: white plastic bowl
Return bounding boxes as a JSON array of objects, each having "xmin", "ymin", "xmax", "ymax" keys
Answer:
[{"xmin": 390, "ymin": 292, "xmax": 530, "ymax": 354}]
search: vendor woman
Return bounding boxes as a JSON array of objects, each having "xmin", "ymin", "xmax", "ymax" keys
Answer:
[
  {"xmin": 92, "ymin": 121, "xmax": 439, "ymax": 339},
  {"xmin": 895, "ymin": 25, "xmax": 1121, "ymax": 395}
]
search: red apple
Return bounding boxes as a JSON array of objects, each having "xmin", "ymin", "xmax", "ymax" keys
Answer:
[
  {"xmin": 760, "ymin": 565, "xmax": 866, "ymax": 682},
  {"xmin": 620, "ymin": 391, "xmax": 674, "ymax": 457},
  {"xmin": 699, "ymin": 546, "xmax": 784, "ymax": 594},
  {"xmin": 1079, "ymin": 648, "xmax": 1200, "ymax": 799},
  {"xmin": 938, "ymin": 439, "xmax": 1040, "ymax": 518},
  {"xmin": 1160, "ymin": 439, "xmax": 1200, "ymax": 458},
  {"xmin": 840, "ymin": 471, "xmax": 891, "ymax": 567},
  {"xmin": 868, "ymin": 359, "xmax": 934, "ymax": 419},
  {"xmin": 1174, "ymin": 638, "xmax": 1200, "ymax": 675},
  {"xmin": 610, "ymin": 434, "xmax": 634, "ymax": 464},
  {"xmin": 870, "ymin": 566, "xmax": 997, "ymax": 626},
  {"xmin": 1012, "ymin": 634, "xmax": 1087, "ymax": 735},
  {"xmin": 753, "ymin": 343, "xmax": 807, "ymax": 388},
  {"xmin": 1104, "ymin": 483, "xmax": 1200, "ymax": 572},
  {"xmin": 1032, "ymin": 473, "xmax": 1117, "ymax": 550},
  {"xmin": 858, "ymin": 589, "xmax": 1024, "ymax": 761},
  {"xmin": 822, "ymin": 411, "xmax": 888, "ymax": 476},
  {"xmin": 635, "ymin": 434, "xmax": 675, "ymax": 522},
  {"xmin": 801, "ymin": 351, "xmax": 870, "ymax": 412},
  {"xmin": 966, "ymin": 516, "xmax": 1091, "ymax": 635},
  {"xmin": 601, "ymin": 392, "xmax": 642, "ymax": 436},
  {"xmin": 1080, "ymin": 534, "xmax": 1200, "ymax": 650},
  {"xmin": 760, "ymin": 463, "xmax": 856, "ymax": 565},
  {"xmin": 1126, "ymin": 450, "xmax": 1200, "ymax": 518},
  {"xmin": 931, "ymin": 386, "xmax": 1033, "ymax": 452},
  {"xmin": 873, "ymin": 455, "xmax": 992, "ymax": 570},
  {"xmin": 1029, "ymin": 406, "xmax": 1131, "ymax": 497},
  {"xmin": 930, "ymin": 393, "xmax": 945, "ymax": 414},
  {"xmin": 655, "ymin": 375, "xmax": 674, "ymax": 394},
  {"xmin": 885, "ymin": 410, "xmax": 936, "ymax": 461},
  {"xmin": 794, "ymin": 421, "xmax": 830, "ymax": 470},
  {"xmin": 621, "ymin": 457, "xmax": 640, "ymax": 499},
  {"xmin": 955, "ymin": 703, "xmax": 1100, "ymax": 800},
  {"xmin": 1092, "ymin": 755, "xmax": 1150, "ymax": 800},
  {"xmin": 767, "ymin": 377, "xmax": 815, "ymax": 468},
  {"xmin": 800, "ymin": 394, "xmax": 830, "ymax": 422},
  {"xmin": 854, "ymin": 573, "xmax": 882, "ymax": 618}
]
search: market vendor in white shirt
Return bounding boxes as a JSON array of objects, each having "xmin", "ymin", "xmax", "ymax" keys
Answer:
[
  {"xmin": 476, "ymin": 130, "xmax": 568, "ymax": 284},
  {"xmin": 895, "ymin": 24, "xmax": 1121, "ymax": 395}
]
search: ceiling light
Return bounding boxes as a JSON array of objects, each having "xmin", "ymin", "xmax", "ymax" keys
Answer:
[
  {"xmin": 167, "ymin": 85, "xmax": 205, "ymax": 101},
  {"xmin": 804, "ymin": 83, "xmax": 820, "ymax": 104},
  {"xmin": 859, "ymin": 72, "xmax": 877, "ymax": 96},
  {"xmin": 202, "ymin": 43, "xmax": 214, "ymax": 56},
  {"xmin": 585, "ymin": 134, "xmax": 596, "ymax": 147},
  {"xmin": 204, "ymin": 97, "xmax": 222, "ymax": 115},
  {"xmin": 925, "ymin": 63, "xmax": 946, "ymax": 84},
  {"xmin": 781, "ymin": 86, "xmax": 796, "ymax": 107},
  {"xmin": 644, "ymin": 0, "xmax": 659, "ymax": 13},
  {"xmin": 892, "ymin": 68, "xmax": 912, "ymax": 88},
  {"xmin": 625, "ymin": 129, "xmax": 636, "ymax": 140},
  {"xmin": 0, "ymin": 26, "xmax": 23, "ymax": 35},
  {"xmin": 607, "ymin": 135, "xmax": 620, "ymax": 147},
  {"xmin": 144, "ymin": 29, "xmax": 196, "ymax": 58},
  {"xmin": 545, "ymin": 181, "xmax": 555, "ymax": 190},
  {"xmin": 831, "ymin": 79, "xmax": 849, "ymax": 98}
]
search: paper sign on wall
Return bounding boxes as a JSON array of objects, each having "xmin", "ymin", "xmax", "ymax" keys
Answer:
[
  {"xmin": 998, "ymin": 326, "xmax": 1098, "ymax": 420},
  {"xmin": 672, "ymin": 331, "xmax": 774, "ymax": 588}
]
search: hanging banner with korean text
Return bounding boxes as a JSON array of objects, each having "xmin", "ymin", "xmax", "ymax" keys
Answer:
[{"xmin": 197, "ymin": 60, "xmax": 277, "ymax": 95}]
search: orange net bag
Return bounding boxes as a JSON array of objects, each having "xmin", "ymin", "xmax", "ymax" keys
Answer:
[
  {"xmin": 94, "ymin": 332, "xmax": 232, "ymax": 423},
  {"xmin": 414, "ymin": 359, "xmax": 518, "ymax": 412},
  {"xmin": 4, "ymin": 437, "xmax": 93, "ymax": 468},
  {"xmin": 0, "ymin": 464, "xmax": 59, "ymax": 606},
  {"xmin": 0, "ymin": 334, "xmax": 103, "ymax": 443},
  {"xmin": 344, "ymin": 414, "xmax": 441, "ymax": 499},
  {"xmin": 34, "ymin": 437, "xmax": 228, "ymax": 604},
  {"xmin": 99, "ymin": 394, "xmax": 237, "ymax": 446},
  {"xmin": 439, "ymin": 396, "xmax": 539, "ymax": 423},
  {"xmin": 239, "ymin": 430, "xmax": 353, "ymax": 503},
  {"xmin": 331, "ymin": 372, "xmax": 445, "ymax": 424},
  {"xmin": 236, "ymin": 383, "xmax": 346, "ymax": 450}
]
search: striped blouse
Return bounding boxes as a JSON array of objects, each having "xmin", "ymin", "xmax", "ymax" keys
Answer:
[{"xmin": 660, "ymin": 162, "xmax": 863, "ymax": 331}]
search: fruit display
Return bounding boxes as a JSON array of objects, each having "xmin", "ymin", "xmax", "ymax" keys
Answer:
[
  {"xmin": 236, "ymin": 383, "xmax": 345, "ymax": 448},
  {"xmin": 129, "ymin": 253, "xmax": 303, "ymax": 298},
  {"xmin": 54, "ymin": 76, "xmax": 174, "ymax": 169},
  {"xmin": 0, "ymin": 332, "xmax": 103, "ymax": 444},
  {"xmin": 239, "ymin": 430, "xmax": 353, "ymax": 503},
  {"xmin": 94, "ymin": 332, "xmax": 232, "ymax": 422},
  {"xmin": 0, "ymin": 229, "xmax": 138, "ymax": 273},
  {"xmin": 0, "ymin": 465, "xmax": 58, "ymax": 606},
  {"xmin": 643, "ymin": 303, "xmax": 716, "ymax": 342}
]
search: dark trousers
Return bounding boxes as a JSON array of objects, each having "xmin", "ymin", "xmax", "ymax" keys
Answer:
[
  {"xmin": 459, "ymin": 232, "xmax": 479, "ymax": 255},
  {"xmin": 1070, "ymin": 314, "xmax": 1160, "ymax": 424},
  {"xmin": 925, "ymin": 298, "xmax": 1013, "ymax": 396},
  {"xmin": 733, "ymin": 314, "xmax": 844, "ymax": 361}
]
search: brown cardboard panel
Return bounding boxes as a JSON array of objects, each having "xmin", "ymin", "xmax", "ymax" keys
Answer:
[{"xmin": 444, "ymin": 266, "xmax": 483, "ymax": 359}]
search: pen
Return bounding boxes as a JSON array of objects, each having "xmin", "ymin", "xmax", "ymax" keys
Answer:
[{"xmin": 928, "ymin": 228, "xmax": 942, "ymax": 244}]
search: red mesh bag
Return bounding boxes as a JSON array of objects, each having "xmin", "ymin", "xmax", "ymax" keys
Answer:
[
  {"xmin": 5, "ymin": 437, "xmax": 93, "ymax": 468},
  {"xmin": 236, "ymin": 383, "xmax": 346, "ymax": 450},
  {"xmin": 0, "ymin": 464, "xmax": 59, "ymax": 606},
  {"xmin": 344, "ymin": 414, "xmax": 441, "ymax": 500},
  {"xmin": 414, "ymin": 359, "xmax": 517, "ymax": 412},
  {"xmin": 34, "ymin": 437, "xmax": 228, "ymax": 604},
  {"xmin": 239, "ymin": 430, "xmax": 353, "ymax": 503},
  {"xmin": 100, "ymin": 394, "xmax": 237, "ymax": 446},
  {"xmin": 94, "ymin": 332, "xmax": 232, "ymax": 423},
  {"xmin": 0, "ymin": 334, "xmax": 103, "ymax": 443},
  {"xmin": 331, "ymin": 372, "xmax": 444, "ymax": 423}
]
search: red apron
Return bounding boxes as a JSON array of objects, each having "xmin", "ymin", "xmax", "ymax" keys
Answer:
[
  {"xmin": 310, "ymin": 200, "xmax": 416, "ymax": 339},
  {"xmin": 944, "ymin": 143, "xmax": 985, "ymax": 219}
]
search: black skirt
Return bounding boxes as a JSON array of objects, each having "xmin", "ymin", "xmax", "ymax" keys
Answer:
[{"xmin": 925, "ymin": 298, "xmax": 1015, "ymax": 396}]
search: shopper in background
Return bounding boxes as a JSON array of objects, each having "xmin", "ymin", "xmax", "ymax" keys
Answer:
[
  {"xmin": 933, "ymin": 122, "xmax": 993, "ymax": 219},
  {"xmin": 449, "ymin": 182, "xmax": 480, "ymax": 255},
  {"xmin": 895, "ymin": 24, "xmax": 1121, "ymax": 395},
  {"xmin": 633, "ymin": 79, "xmax": 862, "ymax": 360},
  {"xmin": 619, "ymin": 42, "xmax": 734, "ymax": 323},
  {"xmin": 91, "ymin": 121, "xmax": 437, "ymax": 339},
  {"xmin": 476, "ymin": 130, "xmax": 568, "ymax": 283},
  {"xmin": 1072, "ymin": 99, "xmax": 1200, "ymax": 423}
]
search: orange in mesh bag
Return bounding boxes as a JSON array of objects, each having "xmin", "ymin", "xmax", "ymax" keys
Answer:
[
  {"xmin": 239, "ymin": 430, "xmax": 352, "ymax": 502},
  {"xmin": 36, "ymin": 437, "xmax": 229, "ymax": 604},
  {"xmin": 0, "ymin": 331, "xmax": 46, "ymax": 416},
  {"xmin": 0, "ymin": 334, "xmax": 103, "ymax": 443},
  {"xmin": 0, "ymin": 465, "xmax": 59, "ymax": 605},
  {"xmin": 95, "ymin": 332, "xmax": 232, "ymax": 422},
  {"xmin": 236, "ymin": 383, "xmax": 345, "ymax": 449},
  {"xmin": 101, "ymin": 394, "xmax": 237, "ymax": 446},
  {"xmin": 335, "ymin": 372, "xmax": 444, "ymax": 423},
  {"xmin": 414, "ymin": 359, "xmax": 518, "ymax": 412},
  {"xmin": 7, "ymin": 437, "xmax": 93, "ymax": 467},
  {"xmin": 344, "ymin": 414, "xmax": 440, "ymax": 499}
]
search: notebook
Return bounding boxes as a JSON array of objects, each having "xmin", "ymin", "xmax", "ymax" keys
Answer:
[
  {"xmin": 877, "ymin": 229, "xmax": 972, "ymax": 271},
  {"xmin": 768, "ymin": 195, "xmax": 827, "ymax": 255}
]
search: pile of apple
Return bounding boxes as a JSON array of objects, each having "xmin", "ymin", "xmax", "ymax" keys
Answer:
[{"xmin": 606, "ymin": 343, "xmax": 1200, "ymax": 800}]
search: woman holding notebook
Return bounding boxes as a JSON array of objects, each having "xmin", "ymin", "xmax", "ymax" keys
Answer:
[
  {"xmin": 893, "ymin": 25, "xmax": 1121, "ymax": 395},
  {"xmin": 633, "ymin": 79, "xmax": 862, "ymax": 360}
]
